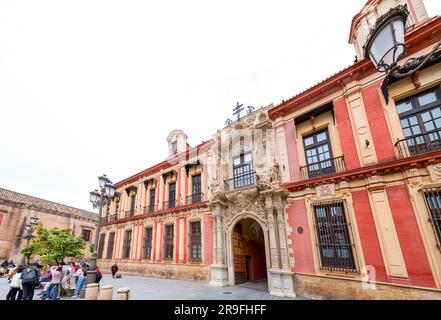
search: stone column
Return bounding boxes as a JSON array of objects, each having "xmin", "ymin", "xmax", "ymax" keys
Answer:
[
  {"xmin": 215, "ymin": 214, "xmax": 224, "ymax": 265},
  {"xmin": 266, "ymin": 198, "xmax": 280, "ymax": 269},
  {"xmin": 209, "ymin": 201, "xmax": 228, "ymax": 287},
  {"xmin": 276, "ymin": 206, "xmax": 290, "ymax": 270}
]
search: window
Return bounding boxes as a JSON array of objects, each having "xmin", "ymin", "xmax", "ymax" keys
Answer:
[
  {"xmin": 422, "ymin": 188, "xmax": 441, "ymax": 249},
  {"xmin": 98, "ymin": 234, "xmax": 106, "ymax": 259},
  {"xmin": 82, "ymin": 229, "xmax": 91, "ymax": 242},
  {"xmin": 168, "ymin": 183, "xmax": 176, "ymax": 209},
  {"xmin": 303, "ymin": 129, "xmax": 335, "ymax": 178},
  {"xmin": 233, "ymin": 152, "xmax": 255, "ymax": 189},
  {"xmin": 129, "ymin": 194, "xmax": 136, "ymax": 216},
  {"xmin": 190, "ymin": 221, "xmax": 202, "ymax": 261},
  {"xmin": 106, "ymin": 232, "xmax": 115, "ymax": 259},
  {"xmin": 123, "ymin": 230, "xmax": 132, "ymax": 259},
  {"xmin": 396, "ymin": 87, "xmax": 441, "ymax": 156},
  {"xmin": 143, "ymin": 227, "xmax": 153, "ymax": 259},
  {"xmin": 148, "ymin": 189, "xmax": 156, "ymax": 212},
  {"xmin": 191, "ymin": 174, "xmax": 202, "ymax": 204},
  {"xmin": 164, "ymin": 225, "xmax": 174, "ymax": 259},
  {"xmin": 115, "ymin": 200, "xmax": 120, "ymax": 218},
  {"xmin": 312, "ymin": 201, "xmax": 356, "ymax": 272},
  {"xmin": 171, "ymin": 141, "xmax": 178, "ymax": 155}
]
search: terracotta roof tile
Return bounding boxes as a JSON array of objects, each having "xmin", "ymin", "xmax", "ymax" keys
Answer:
[{"xmin": 0, "ymin": 187, "xmax": 97, "ymax": 221}]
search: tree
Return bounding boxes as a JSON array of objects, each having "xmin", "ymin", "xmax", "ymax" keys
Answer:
[{"xmin": 21, "ymin": 225, "xmax": 86, "ymax": 264}]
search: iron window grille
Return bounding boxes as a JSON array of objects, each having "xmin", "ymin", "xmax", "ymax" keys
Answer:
[
  {"xmin": 106, "ymin": 232, "xmax": 115, "ymax": 259},
  {"xmin": 164, "ymin": 224, "xmax": 174, "ymax": 260},
  {"xmin": 395, "ymin": 87, "xmax": 441, "ymax": 158},
  {"xmin": 122, "ymin": 230, "xmax": 132, "ymax": 259},
  {"xmin": 143, "ymin": 227, "xmax": 153, "ymax": 260},
  {"xmin": 312, "ymin": 201, "xmax": 357, "ymax": 272},
  {"xmin": 422, "ymin": 188, "xmax": 441, "ymax": 250},
  {"xmin": 230, "ymin": 152, "xmax": 255, "ymax": 190},
  {"xmin": 149, "ymin": 188, "xmax": 156, "ymax": 212},
  {"xmin": 129, "ymin": 194, "xmax": 136, "ymax": 216},
  {"xmin": 189, "ymin": 221, "xmax": 202, "ymax": 261},
  {"xmin": 98, "ymin": 233, "xmax": 106, "ymax": 259},
  {"xmin": 168, "ymin": 183, "xmax": 176, "ymax": 209}
]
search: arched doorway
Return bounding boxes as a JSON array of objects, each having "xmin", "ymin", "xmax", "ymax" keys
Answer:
[{"xmin": 232, "ymin": 218, "xmax": 267, "ymax": 286}]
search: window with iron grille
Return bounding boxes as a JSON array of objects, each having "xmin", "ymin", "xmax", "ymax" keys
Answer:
[
  {"xmin": 312, "ymin": 201, "xmax": 357, "ymax": 272},
  {"xmin": 123, "ymin": 230, "xmax": 132, "ymax": 259},
  {"xmin": 396, "ymin": 87, "xmax": 441, "ymax": 156},
  {"xmin": 143, "ymin": 227, "xmax": 153, "ymax": 259},
  {"xmin": 190, "ymin": 221, "xmax": 202, "ymax": 261},
  {"xmin": 303, "ymin": 129, "xmax": 335, "ymax": 178},
  {"xmin": 82, "ymin": 229, "xmax": 91, "ymax": 242},
  {"xmin": 164, "ymin": 224, "xmax": 174, "ymax": 259},
  {"xmin": 191, "ymin": 174, "xmax": 202, "ymax": 203},
  {"xmin": 106, "ymin": 232, "xmax": 115, "ymax": 259},
  {"xmin": 98, "ymin": 233, "xmax": 106, "ymax": 259},
  {"xmin": 422, "ymin": 188, "xmax": 441, "ymax": 250}
]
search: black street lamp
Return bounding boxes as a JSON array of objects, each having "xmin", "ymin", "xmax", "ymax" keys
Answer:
[
  {"xmin": 364, "ymin": 4, "xmax": 441, "ymax": 103},
  {"xmin": 87, "ymin": 174, "xmax": 116, "ymax": 287}
]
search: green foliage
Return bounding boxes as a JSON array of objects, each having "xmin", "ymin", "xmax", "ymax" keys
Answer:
[
  {"xmin": 21, "ymin": 225, "xmax": 86, "ymax": 264},
  {"xmin": 89, "ymin": 243, "xmax": 95, "ymax": 253}
]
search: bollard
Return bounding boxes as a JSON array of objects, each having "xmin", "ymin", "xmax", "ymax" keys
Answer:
[
  {"xmin": 85, "ymin": 283, "xmax": 100, "ymax": 300},
  {"xmin": 116, "ymin": 287, "xmax": 130, "ymax": 300},
  {"xmin": 98, "ymin": 285, "xmax": 114, "ymax": 300}
]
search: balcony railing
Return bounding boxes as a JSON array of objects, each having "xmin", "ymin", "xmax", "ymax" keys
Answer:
[
  {"xmin": 224, "ymin": 172, "xmax": 260, "ymax": 192},
  {"xmin": 395, "ymin": 130, "xmax": 441, "ymax": 159},
  {"xmin": 187, "ymin": 193, "xmax": 204, "ymax": 205},
  {"xmin": 124, "ymin": 210, "xmax": 135, "ymax": 218},
  {"xmin": 143, "ymin": 204, "xmax": 157, "ymax": 214},
  {"xmin": 107, "ymin": 214, "xmax": 118, "ymax": 222},
  {"xmin": 300, "ymin": 156, "xmax": 346, "ymax": 180},
  {"xmin": 162, "ymin": 200, "xmax": 176, "ymax": 210}
]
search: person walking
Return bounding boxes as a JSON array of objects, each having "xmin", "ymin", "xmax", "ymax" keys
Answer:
[
  {"xmin": 72, "ymin": 265, "xmax": 87, "ymax": 298},
  {"xmin": 95, "ymin": 266, "xmax": 103, "ymax": 284},
  {"xmin": 111, "ymin": 264, "xmax": 118, "ymax": 279},
  {"xmin": 6, "ymin": 265, "xmax": 24, "ymax": 300},
  {"xmin": 45, "ymin": 265, "xmax": 62, "ymax": 300},
  {"xmin": 20, "ymin": 262, "xmax": 41, "ymax": 300}
]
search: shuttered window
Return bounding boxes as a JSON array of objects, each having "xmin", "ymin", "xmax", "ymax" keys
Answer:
[
  {"xmin": 164, "ymin": 225, "xmax": 174, "ymax": 259},
  {"xmin": 106, "ymin": 232, "xmax": 115, "ymax": 259},
  {"xmin": 190, "ymin": 221, "xmax": 202, "ymax": 261},
  {"xmin": 143, "ymin": 227, "xmax": 153, "ymax": 259}
]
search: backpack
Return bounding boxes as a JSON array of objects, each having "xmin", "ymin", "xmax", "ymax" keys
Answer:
[{"xmin": 21, "ymin": 267, "xmax": 40, "ymax": 287}]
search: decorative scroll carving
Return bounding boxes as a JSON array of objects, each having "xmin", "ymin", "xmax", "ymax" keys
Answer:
[{"xmin": 224, "ymin": 192, "xmax": 267, "ymax": 225}]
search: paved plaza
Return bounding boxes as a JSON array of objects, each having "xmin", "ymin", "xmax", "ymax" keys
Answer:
[{"xmin": 0, "ymin": 274, "xmax": 308, "ymax": 300}]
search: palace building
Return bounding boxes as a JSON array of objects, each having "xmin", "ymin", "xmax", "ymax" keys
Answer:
[
  {"xmin": 98, "ymin": 0, "xmax": 441, "ymax": 299},
  {"xmin": 268, "ymin": 0, "xmax": 441, "ymax": 299},
  {"xmin": 99, "ymin": 130, "xmax": 214, "ymax": 281}
]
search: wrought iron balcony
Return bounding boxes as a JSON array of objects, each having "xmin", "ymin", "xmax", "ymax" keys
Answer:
[
  {"xmin": 224, "ymin": 172, "xmax": 260, "ymax": 192},
  {"xmin": 187, "ymin": 193, "xmax": 204, "ymax": 205},
  {"xmin": 143, "ymin": 205, "xmax": 157, "ymax": 214},
  {"xmin": 107, "ymin": 214, "xmax": 118, "ymax": 222},
  {"xmin": 395, "ymin": 130, "xmax": 441, "ymax": 159},
  {"xmin": 162, "ymin": 200, "xmax": 176, "ymax": 210},
  {"xmin": 124, "ymin": 210, "xmax": 135, "ymax": 218},
  {"xmin": 300, "ymin": 156, "xmax": 346, "ymax": 180}
]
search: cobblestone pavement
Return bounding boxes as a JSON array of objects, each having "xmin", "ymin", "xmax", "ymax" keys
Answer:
[{"xmin": 0, "ymin": 274, "xmax": 309, "ymax": 300}]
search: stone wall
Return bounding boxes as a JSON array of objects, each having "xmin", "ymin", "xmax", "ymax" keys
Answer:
[
  {"xmin": 295, "ymin": 273, "xmax": 441, "ymax": 300},
  {"xmin": 98, "ymin": 260, "xmax": 211, "ymax": 282}
]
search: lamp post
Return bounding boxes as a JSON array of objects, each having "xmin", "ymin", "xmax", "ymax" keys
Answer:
[
  {"xmin": 22, "ymin": 217, "xmax": 39, "ymax": 265},
  {"xmin": 87, "ymin": 174, "xmax": 116, "ymax": 286},
  {"xmin": 364, "ymin": 4, "xmax": 441, "ymax": 103}
]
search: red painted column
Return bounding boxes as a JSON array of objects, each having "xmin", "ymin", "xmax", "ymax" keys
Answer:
[
  {"xmin": 351, "ymin": 190, "xmax": 388, "ymax": 282},
  {"xmin": 204, "ymin": 213, "xmax": 213, "ymax": 265},
  {"xmin": 362, "ymin": 82, "xmax": 396, "ymax": 162},
  {"xmin": 284, "ymin": 121, "xmax": 301, "ymax": 182},
  {"xmin": 286, "ymin": 200, "xmax": 315, "ymax": 274},
  {"xmin": 334, "ymin": 97, "xmax": 360, "ymax": 170},
  {"xmin": 387, "ymin": 185, "xmax": 436, "ymax": 288},
  {"xmin": 183, "ymin": 217, "xmax": 188, "ymax": 263},
  {"xmin": 175, "ymin": 218, "xmax": 180, "ymax": 263},
  {"xmin": 159, "ymin": 221, "xmax": 163, "ymax": 262}
]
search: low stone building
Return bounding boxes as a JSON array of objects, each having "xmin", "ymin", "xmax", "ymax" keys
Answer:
[{"xmin": 0, "ymin": 187, "xmax": 98, "ymax": 264}]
